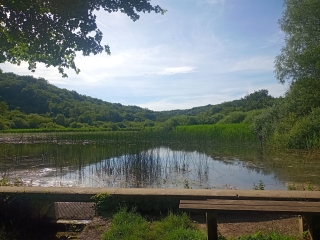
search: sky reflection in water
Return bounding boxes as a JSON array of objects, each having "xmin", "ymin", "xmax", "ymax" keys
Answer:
[{"xmin": 5, "ymin": 147, "xmax": 286, "ymax": 190}]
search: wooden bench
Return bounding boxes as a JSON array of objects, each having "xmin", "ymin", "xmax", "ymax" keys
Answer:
[{"xmin": 180, "ymin": 199, "xmax": 320, "ymax": 240}]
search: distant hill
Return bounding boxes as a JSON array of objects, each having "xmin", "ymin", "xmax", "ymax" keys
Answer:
[{"xmin": 0, "ymin": 72, "xmax": 276, "ymax": 130}]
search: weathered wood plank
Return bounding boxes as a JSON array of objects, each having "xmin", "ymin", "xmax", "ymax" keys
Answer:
[
  {"xmin": 179, "ymin": 199, "xmax": 320, "ymax": 214},
  {"xmin": 1, "ymin": 187, "xmax": 320, "ymax": 202},
  {"xmin": 180, "ymin": 204, "xmax": 320, "ymax": 214},
  {"xmin": 206, "ymin": 199, "xmax": 320, "ymax": 206},
  {"xmin": 181, "ymin": 199, "xmax": 320, "ymax": 207}
]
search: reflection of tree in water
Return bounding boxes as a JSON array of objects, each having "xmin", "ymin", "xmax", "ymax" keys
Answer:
[
  {"xmin": 93, "ymin": 147, "xmax": 211, "ymax": 188},
  {"xmin": 2, "ymin": 141, "xmax": 316, "ymax": 189},
  {"xmin": 99, "ymin": 148, "xmax": 162, "ymax": 188}
]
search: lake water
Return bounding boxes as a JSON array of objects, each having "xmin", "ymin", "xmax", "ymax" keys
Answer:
[{"xmin": 1, "ymin": 138, "xmax": 319, "ymax": 190}]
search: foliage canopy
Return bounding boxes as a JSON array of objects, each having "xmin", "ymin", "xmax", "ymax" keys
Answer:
[
  {"xmin": 275, "ymin": 0, "xmax": 320, "ymax": 83},
  {"xmin": 0, "ymin": 0, "xmax": 164, "ymax": 77}
]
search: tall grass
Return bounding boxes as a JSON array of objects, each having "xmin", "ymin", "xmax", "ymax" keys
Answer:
[
  {"xmin": 1, "ymin": 123, "xmax": 257, "ymax": 147},
  {"xmin": 102, "ymin": 208, "xmax": 206, "ymax": 240},
  {"xmin": 175, "ymin": 124, "xmax": 257, "ymax": 146}
]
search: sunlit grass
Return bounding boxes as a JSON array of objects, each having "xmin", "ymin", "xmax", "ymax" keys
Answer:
[
  {"xmin": 175, "ymin": 124, "xmax": 256, "ymax": 145},
  {"xmin": 234, "ymin": 231, "xmax": 301, "ymax": 240},
  {"xmin": 102, "ymin": 209, "xmax": 302, "ymax": 240},
  {"xmin": 102, "ymin": 208, "xmax": 206, "ymax": 240}
]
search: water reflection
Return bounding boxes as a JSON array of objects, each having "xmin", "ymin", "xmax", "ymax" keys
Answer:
[{"xmin": 0, "ymin": 144, "xmax": 287, "ymax": 189}]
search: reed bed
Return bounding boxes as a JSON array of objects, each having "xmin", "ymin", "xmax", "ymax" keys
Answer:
[{"xmin": 175, "ymin": 124, "xmax": 257, "ymax": 146}]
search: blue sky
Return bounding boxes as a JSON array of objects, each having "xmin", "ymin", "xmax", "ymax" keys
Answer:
[{"xmin": 1, "ymin": 0, "xmax": 288, "ymax": 111}]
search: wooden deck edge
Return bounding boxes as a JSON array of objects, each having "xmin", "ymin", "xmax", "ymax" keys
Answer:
[{"xmin": 1, "ymin": 187, "xmax": 320, "ymax": 201}]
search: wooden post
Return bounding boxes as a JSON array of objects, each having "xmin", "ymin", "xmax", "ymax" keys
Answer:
[
  {"xmin": 206, "ymin": 211, "xmax": 218, "ymax": 240},
  {"xmin": 299, "ymin": 215, "xmax": 308, "ymax": 234},
  {"xmin": 306, "ymin": 215, "xmax": 320, "ymax": 240}
]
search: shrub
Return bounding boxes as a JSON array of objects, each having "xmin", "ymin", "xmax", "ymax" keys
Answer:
[{"xmin": 218, "ymin": 111, "xmax": 246, "ymax": 124}]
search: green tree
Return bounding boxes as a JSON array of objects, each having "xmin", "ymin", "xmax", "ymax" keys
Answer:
[
  {"xmin": 0, "ymin": 101, "xmax": 8, "ymax": 115},
  {"xmin": 0, "ymin": 118, "xmax": 7, "ymax": 130},
  {"xmin": 55, "ymin": 113, "xmax": 67, "ymax": 127},
  {"xmin": 218, "ymin": 111, "xmax": 246, "ymax": 124},
  {"xmin": 242, "ymin": 90, "xmax": 275, "ymax": 111},
  {"xmin": 282, "ymin": 77, "xmax": 320, "ymax": 117},
  {"xmin": 27, "ymin": 113, "xmax": 51, "ymax": 128},
  {"xmin": 275, "ymin": 0, "xmax": 320, "ymax": 83},
  {"xmin": 0, "ymin": 0, "xmax": 165, "ymax": 77}
]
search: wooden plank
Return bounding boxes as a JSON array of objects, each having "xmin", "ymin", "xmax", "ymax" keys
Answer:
[
  {"xmin": 180, "ymin": 204, "xmax": 320, "ymax": 215},
  {"xmin": 180, "ymin": 203, "xmax": 320, "ymax": 213},
  {"xmin": 182, "ymin": 199, "xmax": 320, "ymax": 207},
  {"xmin": 179, "ymin": 200, "xmax": 320, "ymax": 214},
  {"xmin": 180, "ymin": 200, "xmax": 320, "ymax": 210},
  {"xmin": 206, "ymin": 199, "xmax": 320, "ymax": 207},
  {"xmin": 1, "ymin": 187, "xmax": 320, "ymax": 205},
  {"xmin": 179, "ymin": 202, "xmax": 320, "ymax": 210}
]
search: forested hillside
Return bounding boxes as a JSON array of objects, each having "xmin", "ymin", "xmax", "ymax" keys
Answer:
[{"xmin": 0, "ymin": 72, "xmax": 275, "ymax": 131}]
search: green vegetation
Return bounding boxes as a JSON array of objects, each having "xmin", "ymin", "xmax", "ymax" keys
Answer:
[
  {"xmin": 257, "ymin": 0, "xmax": 320, "ymax": 149},
  {"xmin": 0, "ymin": 72, "xmax": 273, "ymax": 136},
  {"xmin": 0, "ymin": 1, "xmax": 165, "ymax": 77},
  {"xmin": 0, "ymin": 176, "xmax": 23, "ymax": 187},
  {"xmin": 101, "ymin": 209, "xmax": 302, "ymax": 240},
  {"xmin": 176, "ymin": 124, "xmax": 256, "ymax": 144},
  {"xmin": 287, "ymin": 181, "xmax": 318, "ymax": 191},
  {"xmin": 275, "ymin": 0, "xmax": 320, "ymax": 83},
  {"xmin": 91, "ymin": 193, "xmax": 119, "ymax": 215},
  {"xmin": 235, "ymin": 231, "xmax": 301, "ymax": 240},
  {"xmin": 253, "ymin": 180, "xmax": 265, "ymax": 190},
  {"xmin": 102, "ymin": 208, "xmax": 207, "ymax": 240},
  {"xmin": 0, "ymin": 0, "xmax": 319, "ymax": 150},
  {"xmin": 1, "ymin": 69, "xmax": 320, "ymax": 149}
]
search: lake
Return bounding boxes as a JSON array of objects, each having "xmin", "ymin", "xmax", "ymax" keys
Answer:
[{"xmin": 0, "ymin": 132, "xmax": 319, "ymax": 190}]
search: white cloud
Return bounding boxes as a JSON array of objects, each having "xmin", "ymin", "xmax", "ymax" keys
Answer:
[
  {"xmin": 229, "ymin": 57, "xmax": 274, "ymax": 72},
  {"xmin": 139, "ymin": 94, "xmax": 229, "ymax": 111},
  {"xmin": 158, "ymin": 66, "xmax": 196, "ymax": 75}
]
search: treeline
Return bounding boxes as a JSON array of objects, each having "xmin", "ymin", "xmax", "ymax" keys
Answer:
[
  {"xmin": 1, "ymin": 72, "xmax": 319, "ymax": 149},
  {"xmin": 252, "ymin": 78, "xmax": 320, "ymax": 149},
  {"xmin": 0, "ymin": 73, "xmax": 275, "ymax": 131}
]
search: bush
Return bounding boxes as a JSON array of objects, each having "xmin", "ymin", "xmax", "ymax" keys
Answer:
[
  {"xmin": 0, "ymin": 118, "xmax": 8, "ymax": 130},
  {"xmin": 91, "ymin": 193, "xmax": 119, "ymax": 215},
  {"xmin": 208, "ymin": 113, "xmax": 225, "ymax": 124},
  {"xmin": 273, "ymin": 108, "xmax": 320, "ymax": 149},
  {"xmin": 218, "ymin": 111, "xmax": 246, "ymax": 124},
  {"xmin": 243, "ymin": 109, "xmax": 264, "ymax": 124}
]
